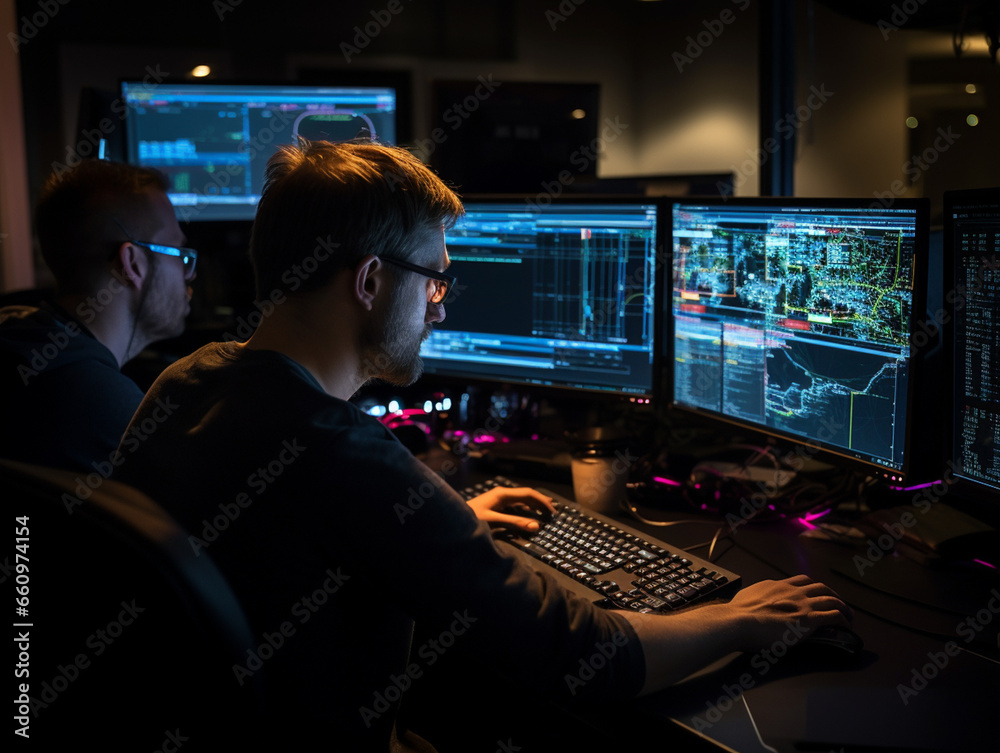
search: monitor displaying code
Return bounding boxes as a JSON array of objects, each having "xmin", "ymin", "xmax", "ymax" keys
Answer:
[{"xmin": 948, "ymin": 187, "xmax": 1000, "ymax": 491}]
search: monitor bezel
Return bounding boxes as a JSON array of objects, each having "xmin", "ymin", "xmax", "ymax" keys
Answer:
[
  {"xmin": 118, "ymin": 77, "xmax": 401, "ymax": 222},
  {"xmin": 665, "ymin": 195, "xmax": 931, "ymax": 482},
  {"xmin": 943, "ymin": 185, "xmax": 1000, "ymax": 515},
  {"xmin": 418, "ymin": 193, "xmax": 666, "ymax": 403}
]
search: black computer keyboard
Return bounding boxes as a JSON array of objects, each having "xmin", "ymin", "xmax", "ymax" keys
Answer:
[{"xmin": 461, "ymin": 476, "xmax": 742, "ymax": 613}]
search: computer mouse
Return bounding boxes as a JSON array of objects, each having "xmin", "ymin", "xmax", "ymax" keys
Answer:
[{"xmin": 798, "ymin": 625, "xmax": 864, "ymax": 656}]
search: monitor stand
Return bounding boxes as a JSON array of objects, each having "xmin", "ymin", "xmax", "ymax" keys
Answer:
[{"xmin": 695, "ymin": 459, "xmax": 797, "ymax": 492}]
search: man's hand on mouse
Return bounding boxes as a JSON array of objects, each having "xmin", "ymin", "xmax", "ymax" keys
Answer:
[
  {"xmin": 723, "ymin": 574, "xmax": 855, "ymax": 650},
  {"xmin": 466, "ymin": 487, "xmax": 556, "ymax": 533}
]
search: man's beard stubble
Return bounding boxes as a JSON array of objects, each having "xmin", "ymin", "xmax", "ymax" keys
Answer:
[
  {"xmin": 133, "ymin": 254, "xmax": 188, "ymax": 348},
  {"xmin": 359, "ymin": 286, "xmax": 432, "ymax": 387}
]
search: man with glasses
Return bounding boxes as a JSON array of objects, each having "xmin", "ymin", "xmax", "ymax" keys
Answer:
[
  {"xmin": 0, "ymin": 158, "xmax": 194, "ymax": 472},
  {"xmin": 112, "ymin": 140, "xmax": 851, "ymax": 752}
]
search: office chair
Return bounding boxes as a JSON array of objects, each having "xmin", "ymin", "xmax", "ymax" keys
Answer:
[
  {"xmin": 0, "ymin": 287, "xmax": 53, "ymax": 308},
  {"xmin": 2, "ymin": 458, "xmax": 265, "ymax": 751}
]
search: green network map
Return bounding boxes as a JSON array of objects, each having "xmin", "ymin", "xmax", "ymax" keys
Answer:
[{"xmin": 672, "ymin": 208, "xmax": 917, "ymax": 470}]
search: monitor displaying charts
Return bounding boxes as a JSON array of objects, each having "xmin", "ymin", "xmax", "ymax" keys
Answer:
[
  {"xmin": 121, "ymin": 81, "xmax": 398, "ymax": 221},
  {"xmin": 420, "ymin": 197, "xmax": 662, "ymax": 399}
]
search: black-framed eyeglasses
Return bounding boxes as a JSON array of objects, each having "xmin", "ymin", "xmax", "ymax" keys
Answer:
[
  {"xmin": 380, "ymin": 256, "xmax": 456, "ymax": 304},
  {"xmin": 113, "ymin": 218, "xmax": 198, "ymax": 280}
]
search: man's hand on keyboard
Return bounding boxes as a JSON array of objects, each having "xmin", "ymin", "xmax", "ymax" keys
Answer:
[{"xmin": 466, "ymin": 487, "xmax": 557, "ymax": 533}]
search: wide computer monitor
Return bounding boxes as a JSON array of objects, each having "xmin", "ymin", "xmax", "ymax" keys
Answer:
[
  {"xmin": 120, "ymin": 80, "xmax": 398, "ymax": 221},
  {"xmin": 669, "ymin": 197, "xmax": 929, "ymax": 482},
  {"xmin": 945, "ymin": 186, "xmax": 1000, "ymax": 511},
  {"xmin": 420, "ymin": 197, "xmax": 662, "ymax": 400}
]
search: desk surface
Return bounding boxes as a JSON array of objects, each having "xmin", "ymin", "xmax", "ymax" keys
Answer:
[
  {"xmin": 619, "ymin": 494, "xmax": 1000, "ymax": 753},
  {"xmin": 441, "ymin": 450, "xmax": 1000, "ymax": 753}
]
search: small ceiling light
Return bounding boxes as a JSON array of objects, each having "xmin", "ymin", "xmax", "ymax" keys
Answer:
[
  {"xmin": 967, "ymin": 114, "xmax": 979, "ymax": 126},
  {"xmin": 191, "ymin": 65, "xmax": 211, "ymax": 78},
  {"xmin": 965, "ymin": 83, "xmax": 977, "ymax": 94},
  {"xmin": 905, "ymin": 116, "xmax": 918, "ymax": 128},
  {"xmin": 570, "ymin": 108, "xmax": 586, "ymax": 120}
]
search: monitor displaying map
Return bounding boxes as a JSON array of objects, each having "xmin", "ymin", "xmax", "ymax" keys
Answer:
[{"xmin": 668, "ymin": 198, "xmax": 929, "ymax": 478}]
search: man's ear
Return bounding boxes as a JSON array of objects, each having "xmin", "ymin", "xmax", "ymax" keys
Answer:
[
  {"xmin": 352, "ymin": 254, "xmax": 384, "ymax": 311},
  {"xmin": 113, "ymin": 241, "xmax": 149, "ymax": 289}
]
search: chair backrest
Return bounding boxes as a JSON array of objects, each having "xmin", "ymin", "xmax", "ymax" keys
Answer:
[
  {"xmin": 0, "ymin": 287, "xmax": 52, "ymax": 308},
  {"xmin": 3, "ymin": 458, "xmax": 265, "ymax": 750}
]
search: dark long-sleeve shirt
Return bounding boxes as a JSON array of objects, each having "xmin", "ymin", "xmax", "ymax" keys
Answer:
[
  {"xmin": 112, "ymin": 341, "xmax": 645, "ymax": 751},
  {"xmin": 0, "ymin": 301, "xmax": 143, "ymax": 473}
]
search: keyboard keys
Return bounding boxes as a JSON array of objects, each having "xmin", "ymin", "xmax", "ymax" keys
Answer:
[{"xmin": 462, "ymin": 476, "xmax": 741, "ymax": 613}]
